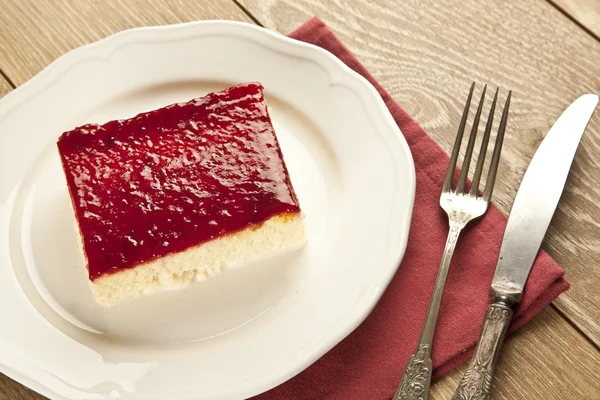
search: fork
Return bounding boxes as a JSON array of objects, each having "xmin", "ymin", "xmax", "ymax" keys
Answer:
[{"xmin": 393, "ymin": 83, "xmax": 511, "ymax": 400}]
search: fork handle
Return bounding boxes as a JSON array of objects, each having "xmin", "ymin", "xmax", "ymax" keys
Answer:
[
  {"xmin": 451, "ymin": 301, "xmax": 513, "ymax": 400},
  {"xmin": 393, "ymin": 222, "xmax": 464, "ymax": 400},
  {"xmin": 393, "ymin": 344, "xmax": 433, "ymax": 400}
]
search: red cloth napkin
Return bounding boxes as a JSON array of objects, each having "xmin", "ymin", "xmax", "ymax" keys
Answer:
[{"xmin": 255, "ymin": 17, "xmax": 569, "ymax": 400}]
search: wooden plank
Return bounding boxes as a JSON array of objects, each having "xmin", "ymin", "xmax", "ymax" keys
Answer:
[
  {"xmin": 0, "ymin": 0, "xmax": 252, "ymax": 86},
  {"xmin": 0, "ymin": 374, "xmax": 39, "ymax": 400},
  {"xmin": 238, "ymin": 0, "xmax": 600, "ymax": 347},
  {"xmin": 550, "ymin": 0, "xmax": 600, "ymax": 38},
  {"xmin": 0, "ymin": 75, "xmax": 12, "ymax": 99},
  {"xmin": 0, "ymin": 1, "xmax": 598, "ymax": 400},
  {"xmin": 431, "ymin": 307, "xmax": 600, "ymax": 400}
]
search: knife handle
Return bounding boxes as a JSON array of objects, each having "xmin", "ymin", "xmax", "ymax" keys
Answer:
[{"xmin": 451, "ymin": 301, "xmax": 513, "ymax": 400}]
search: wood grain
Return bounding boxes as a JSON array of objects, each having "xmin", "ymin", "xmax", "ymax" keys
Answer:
[
  {"xmin": 0, "ymin": 76, "xmax": 12, "ymax": 99},
  {"xmin": 0, "ymin": 374, "xmax": 39, "ymax": 400},
  {"xmin": 551, "ymin": 0, "xmax": 600, "ymax": 38},
  {"xmin": 431, "ymin": 307, "xmax": 600, "ymax": 400},
  {"xmin": 0, "ymin": 0, "xmax": 252, "ymax": 86},
  {"xmin": 0, "ymin": 0, "xmax": 599, "ymax": 399},
  {"xmin": 238, "ymin": 0, "xmax": 600, "ymax": 347}
]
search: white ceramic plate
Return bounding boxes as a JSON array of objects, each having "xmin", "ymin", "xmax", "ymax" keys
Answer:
[{"xmin": 0, "ymin": 21, "xmax": 415, "ymax": 399}]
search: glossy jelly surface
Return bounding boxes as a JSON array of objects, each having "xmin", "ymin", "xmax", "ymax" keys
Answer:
[{"xmin": 57, "ymin": 83, "xmax": 300, "ymax": 280}]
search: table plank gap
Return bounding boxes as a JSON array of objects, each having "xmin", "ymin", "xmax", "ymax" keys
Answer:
[
  {"xmin": 547, "ymin": 0, "xmax": 600, "ymax": 40},
  {"xmin": 0, "ymin": 73, "xmax": 13, "ymax": 97},
  {"xmin": 0, "ymin": 0, "xmax": 254, "ymax": 86},
  {"xmin": 1, "ymin": 1, "xmax": 599, "ymax": 399},
  {"xmin": 430, "ymin": 306, "xmax": 600, "ymax": 400},
  {"xmin": 0, "ymin": 70, "xmax": 16, "ymax": 89},
  {"xmin": 551, "ymin": 303, "xmax": 600, "ymax": 350},
  {"xmin": 233, "ymin": 0, "xmax": 265, "ymax": 26},
  {"xmin": 239, "ymin": 0, "xmax": 600, "ymax": 348}
]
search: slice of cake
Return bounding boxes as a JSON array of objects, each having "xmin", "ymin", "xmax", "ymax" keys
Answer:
[{"xmin": 57, "ymin": 83, "xmax": 305, "ymax": 306}]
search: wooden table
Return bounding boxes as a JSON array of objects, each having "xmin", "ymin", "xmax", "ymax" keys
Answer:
[{"xmin": 1, "ymin": 1, "xmax": 599, "ymax": 398}]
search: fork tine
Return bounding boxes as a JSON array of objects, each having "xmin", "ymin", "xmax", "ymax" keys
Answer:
[
  {"xmin": 443, "ymin": 82, "xmax": 475, "ymax": 192},
  {"xmin": 482, "ymin": 90, "xmax": 511, "ymax": 202},
  {"xmin": 470, "ymin": 88, "xmax": 499, "ymax": 196},
  {"xmin": 456, "ymin": 85, "xmax": 487, "ymax": 193}
]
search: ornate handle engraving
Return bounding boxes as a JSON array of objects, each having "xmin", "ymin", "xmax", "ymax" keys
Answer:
[
  {"xmin": 447, "ymin": 224, "xmax": 461, "ymax": 246},
  {"xmin": 451, "ymin": 302, "xmax": 513, "ymax": 400},
  {"xmin": 393, "ymin": 345, "xmax": 432, "ymax": 400}
]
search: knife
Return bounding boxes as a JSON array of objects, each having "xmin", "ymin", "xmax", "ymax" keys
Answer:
[{"xmin": 451, "ymin": 94, "xmax": 598, "ymax": 400}]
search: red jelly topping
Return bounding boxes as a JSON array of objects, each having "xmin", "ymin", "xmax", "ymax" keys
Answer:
[{"xmin": 57, "ymin": 83, "xmax": 300, "ymax": 281}]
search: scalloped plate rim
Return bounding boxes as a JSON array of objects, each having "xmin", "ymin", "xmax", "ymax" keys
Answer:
[{"xmin": 0, "ymin": 20, "xmax": 415, "ymax": 400}]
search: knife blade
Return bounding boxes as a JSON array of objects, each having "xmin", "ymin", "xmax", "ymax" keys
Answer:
[
  {"xmin": 492, "ymin": 93, "xmax": 598, "ymax": 304},
  {"xmin": 451, "ymin": 94, "xmax": 598, "ymax": 400}
]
